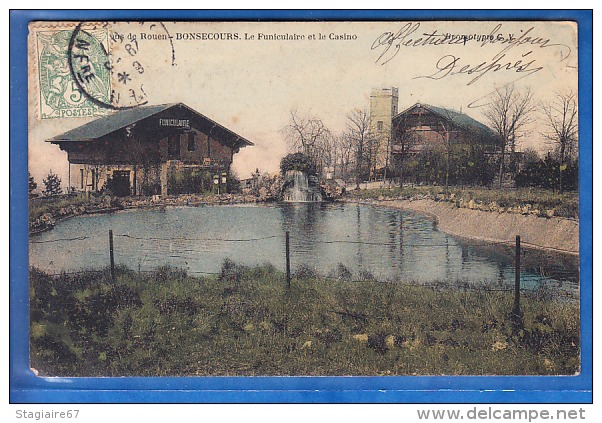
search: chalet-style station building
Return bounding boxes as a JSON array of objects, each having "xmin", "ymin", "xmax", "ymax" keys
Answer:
[
  {"xmin": 369, "ymin": 87, "xmax": 498, "ymax": 171},
  {"xmin": 47, "ymin": 103, "xmax": 253, "ymax": 197}
]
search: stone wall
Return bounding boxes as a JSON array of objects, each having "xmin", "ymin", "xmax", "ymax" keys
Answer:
[{"xmin": 367, "ymin": 198, "xmax": 579, "ymax": 255}]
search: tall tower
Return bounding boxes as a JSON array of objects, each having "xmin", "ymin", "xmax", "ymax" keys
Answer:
[{"xmin": 369, "ymin": 87, "xmax": 399, "ymax": 172}]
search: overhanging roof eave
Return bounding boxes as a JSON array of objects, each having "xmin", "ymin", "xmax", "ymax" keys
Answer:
[
  {"xmin": 45, "ymin": 102, "xmax": 255, "ymax": 147},
  {"xmin": 48, "ymin": 138, "xmax": 97, "ymax": 143}
]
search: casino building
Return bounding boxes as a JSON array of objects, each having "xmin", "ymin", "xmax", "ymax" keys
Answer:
[
  {"xmin": 370, "ymin": 87, "xmax": 498, "ymax": 172},
  {"xmin": 47, "ymin": 103, "xmax": 253, "ymax": 197}
]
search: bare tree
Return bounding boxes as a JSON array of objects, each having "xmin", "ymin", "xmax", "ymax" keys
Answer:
[
  {"xmin": 390, "ymin": 115, "xmax": 420, "ymax": 187},
  {"xmin": 344, "ymin": 108, "xmax": 374, "ymax": 189},
  {"xmin": 120, "ymin": 126, "xmax": 164, "ymax": 194},
  {"xmin": 282, "ymin": 110, "xmax": 332, "ymax": 175},
  {"xmin": 316, "ymin": 129, "xmax": 337, "ymax": 178},
  {"xmin": 83, "ymin": 164, "xmax": 107, "ymax": 192},
  {"xmin": 541, "ymin": 91, "xmax": 578, "ymax": 192},
  {"xmin": 365, "ymin": 126, "xmax": 382, "ymax": 181},
  {"xmin": 482, "ymin": 84, "xmax": 537, "ymax": 188},
  {"xmin": 336, "ymin": 133, "xmax": 354, "ymax": 184},
  {"xmin": 437, "ymin": 109, "xmax": 462, "ymax": 193},
  {"xmin": 320, "ymin": 131, "xmax": 338, "ymax": 179}
]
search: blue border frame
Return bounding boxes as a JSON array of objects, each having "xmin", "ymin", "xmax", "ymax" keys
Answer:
[{"xmin": 10, "ymin": 9, "xmax": 593, "ymax": 404}]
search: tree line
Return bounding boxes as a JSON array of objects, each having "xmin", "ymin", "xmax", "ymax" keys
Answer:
[
  {"xmin": 281, "ymin": 86, "xmax": 578, "ymax": 193},
  {"xmin": 29, "ymin": 85, "xmax": 578, "ymax": 198}
]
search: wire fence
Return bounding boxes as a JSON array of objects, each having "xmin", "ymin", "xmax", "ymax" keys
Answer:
[
  {"xmin": 115, "ymin": 234, "xmax": 280, "ymax": 243},
  {"xmin": 31, "ymin": 236, "xmax": 91, "ymax": 244},
  {"xmin": 30, "ymin": 229, "xmax": 579, "ymax": 300},
  {"xmin": 29, "ymin": 233, "xmax": 577, "ymax": 254}
]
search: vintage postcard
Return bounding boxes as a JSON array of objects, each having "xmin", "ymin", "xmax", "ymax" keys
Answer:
[{"xmin": 25, "ymin": 19, "xmax": 582, "ymax": 381}]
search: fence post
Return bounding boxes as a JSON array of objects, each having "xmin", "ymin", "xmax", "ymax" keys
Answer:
[
  {"xmin": 109, "ymin": 229, "xmax": 116, "ymax": 283},
  {"xmin": 285, "ymin": 231, "xmax": 291, "ymax": 289},
  {"xmin": 512, "ymin": 235, "xmax": 521, "ymax": 317}
]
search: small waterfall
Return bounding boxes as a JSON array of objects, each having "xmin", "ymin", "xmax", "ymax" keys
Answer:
[{"xmin": 282, "ymin": 170, "xmax": 322, "ymax": 202}]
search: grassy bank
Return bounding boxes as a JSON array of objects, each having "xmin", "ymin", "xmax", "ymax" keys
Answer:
[
  {"xmin": 349, "ymin": 186, "xmax": 579, "ymax": 219},
  {"xmin": 30, "ymin": 263, "xmax": 579, "ymax": 377},
  {"xmin": 29, "ymin": 194, "xmax": 92, "ymax": 222}
]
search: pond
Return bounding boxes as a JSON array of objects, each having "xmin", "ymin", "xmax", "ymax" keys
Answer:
[{"xmin": 29, "ymin": 203, "xmax": 579, "ymax": 294}]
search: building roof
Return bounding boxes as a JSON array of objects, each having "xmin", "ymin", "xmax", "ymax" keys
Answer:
[
  {"xmin": 394, "ymin": 103, "xmax": 497, "ymax": 142},
  {"xmin": 47, "ymin": 102, "xmax": 254, "ymax": 147}
]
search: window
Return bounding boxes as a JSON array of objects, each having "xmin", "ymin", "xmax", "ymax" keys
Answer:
[
  {"xmin": 187, "ymin": 132, "xmax": 196, "ymax": 151},
  {"xmin": 80, "ymin": 169, "xmax": 84, "ymax": 189},
  {"xmin": 377, "ymin": 121, "xmax": 384, "ymax": 131}
]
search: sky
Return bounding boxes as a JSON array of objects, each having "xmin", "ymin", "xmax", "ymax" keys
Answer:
[{"xmin": 28, "ymin": 20, "xmax": 578, "ymax": 186}]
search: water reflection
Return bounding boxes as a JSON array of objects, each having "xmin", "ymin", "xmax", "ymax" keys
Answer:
[{"xmin": 29, "ymin": 203, "xmax": 579, "ymax": 293}]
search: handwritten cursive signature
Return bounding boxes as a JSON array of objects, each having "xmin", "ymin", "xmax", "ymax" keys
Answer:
[{"xmin": 413, "ymin": 50, "xmax": 543, "ymax": 86}]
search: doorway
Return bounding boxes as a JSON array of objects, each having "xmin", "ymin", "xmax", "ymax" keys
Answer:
[{"xmin": 110, "ymin": 170, "xmax": 131, "ymax": 196}]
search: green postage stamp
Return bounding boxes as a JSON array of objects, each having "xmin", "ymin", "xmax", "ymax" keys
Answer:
[{"xmin": 32, "ymin": 23, "xmax": 111, "ymax": 119}]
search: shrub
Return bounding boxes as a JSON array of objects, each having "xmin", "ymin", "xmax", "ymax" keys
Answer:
[
  {"xmin": 226, "ymin": 169, "xmax": 241, "ymax": 193},
  {"xmin": 280, "ymin": 153, "xmax": 317, "ymax": 176},
  {"xmin": 294, "ymin": 264, "xmax": 319, "ymax": 280},
  {"xmin": 139, "ymin": 181, "xmax": 161, "ymax": 196},
  {"xmin": 334, "ymin": 263, "xmax": 353, "ymax": 281},
  {"xmin": 400, "ymin": 145, "xmax": 496, "ymax": 187},
  {"xmin": 104, "ymin": 174, "xmax": 131, "ymax": 197},
  {"xmin": 515, "ymin": 154, "xmax": 578, "ymax": 192},
  {"xmin": 358, "ymin": 269, "xmax": 376, "ymax": 282},
  {"xmin": 219, "ymin": 258, "xmax": 248, "ymax": 283},
  {"xmin": 168, "ymin": 169, "xmax": 211, "ymax": 195},
  {"xmin": 154, "ymin": 266, "xmax": 188, "ymax": 282},
  {"xmin": 42, "ymin": 170, "xmax": 62, "ymax": 197}
]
